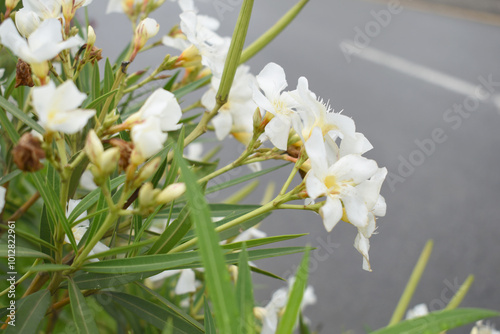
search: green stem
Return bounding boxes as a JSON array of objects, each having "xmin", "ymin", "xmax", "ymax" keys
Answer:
[
  {"xmin": 170, "ymin": 192, "xmax": 293, "ymax": 253},
  {"xmin": 279, "ymin": 149, "xmax": 306, "ymax": 195}
]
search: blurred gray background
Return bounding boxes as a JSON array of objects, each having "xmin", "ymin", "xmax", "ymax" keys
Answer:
[{"xmin": 87, "ymin": 0, "xmax": 500, "ymax": 332}]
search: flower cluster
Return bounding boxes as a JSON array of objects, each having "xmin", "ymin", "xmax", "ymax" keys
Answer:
[{"xmin": 252, "ymin": 62, "xmax": 387, "ymax": 271}]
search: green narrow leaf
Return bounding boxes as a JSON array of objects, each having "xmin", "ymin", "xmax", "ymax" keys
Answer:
[
  {"xmin": 84, "ymin": 183, "xmax": 109, "ymax": 249},
  {"xmin": 30, "ymin": 172, "xmax": 77, "ymax": 251},
  {"xmin": 299, "ymin": 313, "xmax": 312, "ymax": 334},
  {"xmin": 222, "ymin": 233, "xmax": 307, "ymax": 250},
  {"xmin": 388, "ymin": 240, "xmax": 433, "ymax": 326},
  {"xmin": 204, "ymin": 298, "xmax": 217, "ymax": 334},
  {"xmin": 65, "ymin": 271, "xmax": 160, "ymax": 290},
  {"xmin": 240, "ymin": 0, "xmax": 309, "ymax": 64},
  {"xmin": 68, "ymin": 175, "xmax": 126, "ymax": 223},
  {"xmin": 39, "ymin": 205, "xmax": 56, "ymax": 256},
  {"xmin": 236, "ymin": 244, "xmax": 255, "ymax": 334},
  {"xmin": 137, "ymin": 283, "xmax": 205, "ymax": 333},
  {"xmin": 372, "ymin": 308, "xmax": 499, "ymax": 334},
  {"xmin": 81, "ymin": 252, "xmax": 199, "ymax": 274},
  {"xmin": 0, "ymin": 170, "xmax": 22, "ymax": 186},
  {"xmin": 276, "ymin": 247, "xmax": 310, "ymax": 334},
  {"xmin": 107, "ymin": 292, "xmax": 204, "ymax": 333},
  {"xmin": 216, "ymin": 0, "xmax": 254, "ymax": 103},
  {"xmin": 147, "ymin": 206, "xmax": 192, "ymax": 255},
  {"xmin": 445, "ymin": 275, "xmax": 475, "ymax": 310},
  {"xmin": 0, "ymin": 245, "xmax": 53, "ymax": 260},
  {"xmin": 163, "ymin": 70, "xmax": 180, "ymax": 91},
  {"xmin": 0, "ymin": 108, "xmax": 20, "ymax": 143},
  {"xmin": 68, "ymin": 278, "xmax": 100, "ymax": 334},
  {"xmin": 85, "ymin": 238, "xmax": 155, "ymax": 260},
  {"xmin": 0, "ymin": 94, "xmax": 44, "ymax": 134},
  {"xmin": 175, "ymin": 147, "xmax": 239, "ymax": 333},
  {"xmin": 30, "ymin": 264, "xmax": 71, "ymax": 272},
  {"xmin": 84, "ymin": 89, "xmax": 118, "ymax": 110},
  {"xmin": 4, "ymin": 290, "xmax": 51, "ymax": 334},
  {"xmin": 205, "ymin": 163, "xmax": 290, "ymax": 195},
  {"xmin": 103, "ymin": 58, "xmax": 114, "ymax": 93},
  {"xmin": 173, "ymin": 75, "xmax": 211, "ymax": 99},
  {"xmin": 91, "ymin": 63, "xmax": 101, "ymax": 101}
]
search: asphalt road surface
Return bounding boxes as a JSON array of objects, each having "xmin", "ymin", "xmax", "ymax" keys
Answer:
[{"xmin": 87, "ymin": 1, "xmax": 500, "ymax": 332}]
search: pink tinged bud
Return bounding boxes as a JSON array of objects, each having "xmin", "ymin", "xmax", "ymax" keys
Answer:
[
  {"xmin": 134, "ymin": 157, "xmax": 161, "ymax": 186},
  {"xmin": 134, "ymin": 18, "xmax": 159, "ymax": 51},
  {"xmin": 156, "ymin": 183, "xmax": 186, "ymax": 205}
]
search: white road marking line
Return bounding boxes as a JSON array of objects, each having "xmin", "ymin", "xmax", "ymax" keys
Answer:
[{"xmin": 340, "ymin": 40, "xmax": 500, "ymax": 110}]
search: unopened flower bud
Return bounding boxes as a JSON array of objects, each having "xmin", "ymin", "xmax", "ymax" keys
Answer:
[
  {"xmin": 133, "ymin": 18, "xmax": 159, "ymax": 51},
  {"xmin": 156, "ymin": 182, "xmax": 186, "ymax": 205},
  {"xmin": 253, "ymin": 307, "xmax": 266, "ymax": 321},
  {"xmin": 30, "ymin": 61, "xmax": 50, "ymax": 83},
  {"xmin": 177, "ymin": 44, "xmax": 201, "ymax": 68},
  {"xmin": 253, "ymin": 107, "xmax": 262, "ymax": 132},
  {"xmin": 12, "ymin": 133, "xmax": 45, "ymax": 172},
  {"xmin": 87, "ymin": 26, "xmax": 96, "ymax": 47},
  {"xmin": 139, "ymin": 182, "xmax": 161, "ymax": 210},
  {"xmin": 15, "ymin": 59, "xmax": 34, "ymax": 88},
  {"xmin": 100, "ymin": 147, "xmax": 121, "ymax": 175},
  {"xmin": 84, "ymin": 130, "xmax": 104, "ymax": 165},
  {"xmin": 15, "ymin": 8, "xmax": 40, "ymax": 38},
  {"xmin": 6, "ymin": 0, "xmax": 20, "ymax": 10},
  {"xmin": 134, "ymin": 157, "xmax": 161, "ymax": 187}
]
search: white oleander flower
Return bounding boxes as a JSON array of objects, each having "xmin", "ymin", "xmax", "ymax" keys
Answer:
[
  {"xmin": 201, "ymin": 65, "xmax": 257, "ymax": 143},
  {"xmin": 471, "ymin": 321, "xmax": 500, "ymax": 334},
  {"xmin": 289, "ymin": 77, "xmax": 358, "ymax": 145},
  {"xmin": 31, "ymin": 80, "xmax": 94, "ymax": 133},
  {"xmin": 0, "ymin": 186, "xmax": 6, "ymax": 213},
  {"xmin": 176, "ymin": 10, "xmax": 229, "ymax": 75},
  {"xmin": 22, "ymin": 0, "xmax": 62, "ymax": 19},
  {"xmin": 256, "ymin": 278, "xmax": 316, "ymax": 334},
  {"xmin": 65, "ymin": 200, "xmax": 109, "ymax": 261},
  {"xmin": 305, "ymin": 127, "xmax": 379, "ymax": 232},
  {"xmin": 252, "ymin": 62, "xmax": 301, "ymax": 150},
  {"xmin": 0, "ymin": 18, "xmax": 82, "ymax": 78},
  {"xmin": 353, "ymin": 167, "xmax": 387, "ymax": 271},
  {"xmin": 15, "ymin": 8, "xmax": 41, "ymax": 38},
  {"xmin": 131, "ymin": 117, "xmax": 168, "ymax": 160},
  {"xmin": 127, "ymin": 88, "xmax": 182, "ymax": 161},
  {"xmin": 405, "ymin": 303, "xmax": 429, "ymax": 319},
  {"xmin": 147, "ymin": 269, "xmax": 197, "ymax": 295}
]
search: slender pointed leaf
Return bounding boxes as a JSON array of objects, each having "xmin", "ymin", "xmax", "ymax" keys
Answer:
[
  {"xmin": 372, "ymin": 308, "xmax": 499, "ymax": 334},
  {"xmin": 276, "ymin": 248, "xmax": 310, "ymax": 334},
  {"xmin": 175, "ymin": 147, "xmax": 239, "ymax": 333},
  {"xmin": 137, "ymin": 283, "xmax": 205, "ymax": 333},
  {"xmin": 236, "ymin": 245, "xmax": 255, "ymax": 334},
  {"xmin": 68, "ymin": 278, "xmax": 100, "ymax": 334},
  {"xmin": 0, "ymin": 94, "xmax": 44, "ymax": 134},
  {"xmin": 147, "ymin": 206, "xmax": 192, "ymax": 255},
  {"xmin": 0, "ymin": 245, "xmax": 53, "ymax": 260},
  {"xmin": 4, "ymin": 290, "xmax": 50, "ymax": 334},
  {"xmin": 206, "ymin": 163, "xmax": 290, "ymax": 195},
  {"xmin": 107, "ymin": 292, "xmax": 204, "ymax": 333},
  {"xmin": 204, "ymin": 298, "xmax": 217, "ymax": 334},
  {"xmin": 30, "ymin": 172, "xmax": 77, "ymax": 251}
]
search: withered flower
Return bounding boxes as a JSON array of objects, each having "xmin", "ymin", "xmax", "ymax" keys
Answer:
[
  {"xmin": 15, "ymin": 59, "xmax": 34, "ymax": 88},
  {"xmin": 13, "ymin": 133, "xmax": 45, "ymax": 172},
  {"xmin": 109, "ymin": 138, "xmax": 134, "ymax": 171}
]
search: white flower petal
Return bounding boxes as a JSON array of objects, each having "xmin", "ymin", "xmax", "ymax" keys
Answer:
[
  {"xmin": 320, "ymin": 196, "xmax": 343, "ymax": 232},
  {"xmin": 175, "ymin": 269, "xmax": 197, "ymax": 294},
  {"xmin": 256, "ymin": 62, "xmax": 287, "ymax": 99},
  {"xmin": 304, "ymin": 127, "xmax": 328, "ymax": 177},
  {"xmin": 212, "ymin": 111, "xmax": 232, "ymax": 140},
  {"xmin": 0, "ymin": 186, "xmax": 6, "ymax": 213},
  {"xmin": 341, "ymin": 187, "xmax": 369, "ymax": 228},
  {"xmin": 265, "ymin": 116, "xmax": 290, "ymax": 150}
]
